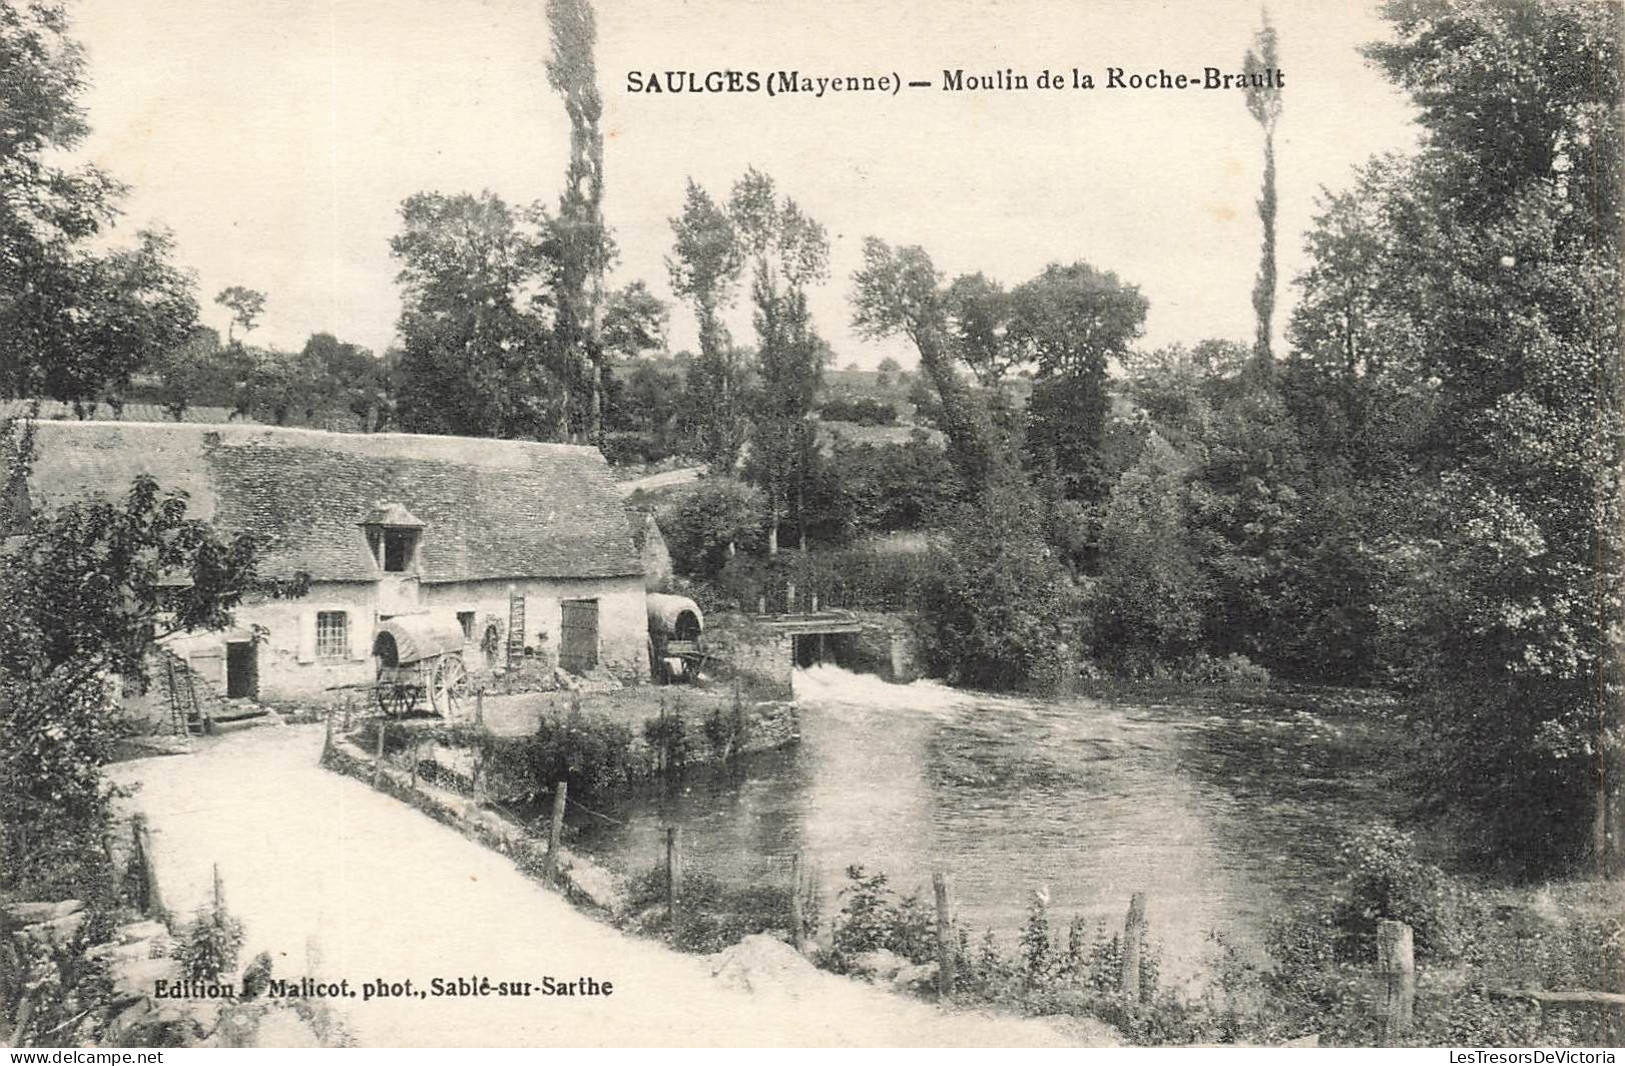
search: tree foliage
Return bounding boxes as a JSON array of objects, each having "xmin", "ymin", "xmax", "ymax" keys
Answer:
[
  {"xmin": 0, "ymin": 4, "xmax": 199, "ymax": 408},
  {"xmin": 0, "ymin": 414, "xmax": 305, "ymax": 896},
  {"xmin": 667, "ymin": 181, "xmax": 748, "ymax": 469},
  {"xmin": 390, "ymin": 190, "xmax": 567, "ymax": 438}
]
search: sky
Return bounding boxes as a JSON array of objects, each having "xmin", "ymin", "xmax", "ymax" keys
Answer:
[{"xmin": 69, "ymin": 0, "xmax": 1421, "ymax": 369}]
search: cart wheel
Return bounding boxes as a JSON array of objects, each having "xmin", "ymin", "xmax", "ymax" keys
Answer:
[{"xmin": 430, "ymin": 655, "xmax": 470, "ymax": 720}]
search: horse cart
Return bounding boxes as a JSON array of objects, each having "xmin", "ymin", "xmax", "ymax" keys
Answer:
[
  {"xmin": 647, "ymin": 593, "xmax": 706, "ymax": 683},
  {"xmin": 369, "ymin": 616, "xmax": 470, "ymax": 719}
]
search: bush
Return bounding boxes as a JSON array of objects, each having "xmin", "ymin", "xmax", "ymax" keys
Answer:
[
  {"xmin": 176, "ymin": 898, "xmax": 246, "ymax": 983},
  {"xmin": 627, "ymin": 866, "xmax": 813, "ymax": 955},
  {"xmin": 817, "ymin": 397, "xmax": 898, "ymax": 425},
  {"xmin": 641, "ymin": 701, "xmax": 691, "ymax": 769},
  {"xmin": 822, "ymin": 866, "xmax": 936, "ymax": 972},
  {"xmin": 914, "ymin": 483, "xmax": 1078, "ymax": 692},
  {"xmin": 482, "ymin": 705, "xmax": 640, "ymax": 806},
  {"xmin": 787, "ymin": 541, "xmax": 937, "ymax": 611},
  {"xmin": 1183, "ymin": 652, "xmax": 1271, "ymax": 687},
  {"xmin": 1089, "ymin": 446, "xmax": 1209, "ymax": 676},
  {"xmin": 800, "ymin": 437, "xmax": 961, "ymax": 545},
  {"xmin": 1326, "ymin": 825, "xmax": 1477, "ymax": 961},
  {"xmin": 599, "ymin": 431, "xmax": 673, "ymax": 467},
  {"xmin": 660, "ymin": 479, "xmax": 766, "ymax": 578}
]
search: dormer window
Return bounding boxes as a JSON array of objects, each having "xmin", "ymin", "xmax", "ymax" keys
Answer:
[{"xmin": 358, "ymin": 503, "xmax": 426, "ymax": 576}]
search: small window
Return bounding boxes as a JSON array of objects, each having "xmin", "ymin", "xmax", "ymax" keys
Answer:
[
  {"xmin": 316, "ymin": 611, "xmax": 350, "ymax": 660},
  {"xmin": 457, "ymin": 611, "xmax": 476, "ymax": 641},
  {"xmin": 382, "ymin": 529, "xmax": 416, "ymax": 573}
]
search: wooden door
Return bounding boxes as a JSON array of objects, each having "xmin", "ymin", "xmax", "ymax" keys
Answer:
[{"xmin": 559, "ymin": 599, "xmax": 599, "ymax": 675}]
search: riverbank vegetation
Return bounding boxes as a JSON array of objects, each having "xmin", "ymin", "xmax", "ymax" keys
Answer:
[
  {"xmin": 628, "ymin": 843, "xmax": 1621, "ymax": 1047},
  {"xmin": 649, "ymin": 0, "xmax": 1622, "ymax": 886}
]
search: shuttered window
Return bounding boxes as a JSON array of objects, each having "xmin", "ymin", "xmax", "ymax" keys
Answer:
[{"xmin": 316, "ymin": 611, "xmax": 350, "ymax": 661}]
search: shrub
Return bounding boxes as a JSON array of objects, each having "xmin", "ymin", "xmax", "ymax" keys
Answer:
[
  {"xmin": 823, "ymin": 866, "xmax": 936, "ymax": 972},
  {"xmin": 598, "ymin": 431, "xmax": 674, "ymax": 468},
  {"xmin": 914, "ymin": 483, "xmax": 1078, "ymax": 692},
  {"xmin": 1326, "ymin": 825, "xmax": 1475, "ymax": 961},
  {"xmin": 817, "ymin": 397, "xmax": 898, "ymax": 425},
  {"xmin": 176, "ymin": 899, "xmax": 246, "ymax": 982},
  {"xmin": 627, "ymin": 866, "xmax": 813, "ymax": 955},
  {"xmin": 660, "ymin": 479, "xmax": 766, "ymax": 578},
  {"xmin": 641, "ymin": 700, "xmax": 691, "ymax": 769},
  {"xmin": 1183, "ymin": 652, "xmax": 1271, "ymax": 687},
  {"xmin": 519, "ymin": 705, "xmax": 640, "ymax": 806},
  {"xmin": 1090, "ymin": 447, "xmax": 1209, "ymax": 676}
]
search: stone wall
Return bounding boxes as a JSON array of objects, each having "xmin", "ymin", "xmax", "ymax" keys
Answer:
[{"xmin": 702, "ymin": 613, "xmax": 794, "ymax": 699}]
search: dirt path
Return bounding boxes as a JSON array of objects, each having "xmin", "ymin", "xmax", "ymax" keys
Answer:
[
  {"xmin": 108, "ymin": 724, "xmax": 1094, "ymax": 1047},
  {"xmin": 616, "ymin": 466, "xmax": 701, "ymax": 496}
]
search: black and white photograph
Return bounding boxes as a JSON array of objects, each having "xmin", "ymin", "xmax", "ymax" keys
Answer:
[{"xmin": 0, "ymin": 0, "xmax": 1620, "ymax": 1051}]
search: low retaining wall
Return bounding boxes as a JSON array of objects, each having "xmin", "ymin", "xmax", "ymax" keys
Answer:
[{"xmin": 320, "ymin": 736, "xmax": 627, "ymax": 914}]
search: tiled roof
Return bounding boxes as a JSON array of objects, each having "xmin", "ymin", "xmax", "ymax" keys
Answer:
[{"xmin": 22, "ymin": 421, "xmax": 642, "ymax": 583}]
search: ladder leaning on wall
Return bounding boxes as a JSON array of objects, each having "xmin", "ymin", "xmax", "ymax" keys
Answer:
[
  {"xmin": 506, "ymin": 592, "xmax": 526, "ymax": 672},
  {"xmin": 163, "ymin": 652, "xmax": 206, "ymax": 737}
]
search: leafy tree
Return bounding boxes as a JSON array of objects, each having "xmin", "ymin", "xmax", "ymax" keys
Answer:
[
  {"xmin": 0, "ymin": 414, "xmax": 306, "ymax": 896},
  {"xmin": 851, "ymin": 239, "xmax": 1004, "ymax": 495},
  {"xmin": 1011, "ymin": 262, "xmax": 1147, "ymax": 504},
  {"xmin": 1184, "ymin": 389, "xmax": 1305, "ymax": 663},
  {"xmin": 1293, "ymin": 0, "xmax": 1623, "ymax": 870},
  {"xmin": 659, "ymin": 478, "xmax": 765, "ymax": 578},
  {"xmin": 801, "ymin": 435, "xmax": 960, "ymax": 544},
  {"xmin": 390, "ymin": 190, "xmax": 567, "ymax": 438},
  {"xmin": 301, "ymin": 332, "xmax": 391, "ymax": 431},
  {"xmin": 545, "ymin": 0, "xmax": 611, "ymax": 441},
  {"xmin": 602, "ymin": 281, "xmax": 668, "ymax": 363},
  {"xmin": 1243, "ymin": 11, "xmax": 1283, "ymax": 371},
  {"xmin": 215, "ymin": 286, "xmax": 266, "ymax": 345},
  {"xmin": 151, "ymin": 326, "xmax": 227, "ymax": 421},
  {"xmin": 667, "ymin": 181, "xmax": 747, "ymax": 469},
  {"xmin": 915, "ymin": 482, "xmax": 1076, "ymax": 692},
  {"xmin": 944, "ymin": 272, "xmax": 1018, "ymax": 386},
  {"xmin": 1089, "ymin": 440, "xmax": 1208, "ymax": 676},
  {"xmin": 730, "ymin": 168, "xmax": 830, "ymax": 554},
  {"xmin": 875, "ymin": 355, "xmax": 901, "ymax": 388},
  {"xmin": 0, "ymin": 5, "xmax": 200, "ymax": 411}
]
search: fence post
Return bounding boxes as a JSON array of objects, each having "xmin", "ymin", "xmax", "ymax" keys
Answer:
[
  {"xmin": 408, "ymin": 736, "xmax": 419, "ymax": 791},
  {"xmin": 933, "ymin": 870, "xmax": 956, "ymax": 999},
  {"xmin": 790, "ymin": 851, "xmax": 805, "ymax": 953},
  {"xmin": 1121, "ymin": 891, "xmax": 1147, "ymax": 1003},
  {"xmin": 131, "ymin": 814, "xmax": 165, "ymax": 920},
  {"xmin": 543, "ymin": 781, "xmax": 568, "ymax": 884},
  {"xmin": 371, "ymin": 717, "xmax": 386, "ymax": 788},
  {"xmin": 1378, "ymin": 919, "xmax": 1416, "ymax": 1042},
  {"xmin": 322, "ymin": 709, "xmax": 334, "ymax": 758},
  {"xmin": 665, "ymin": 827, "xmax": 682, "ymax": 926},
  {"xmin": 212, "ymin": 863, "xmax": 224, "ymax": 912},
  {"xmin": 475, "ymin": 688, "xmax": 484, "ymax": 729}
]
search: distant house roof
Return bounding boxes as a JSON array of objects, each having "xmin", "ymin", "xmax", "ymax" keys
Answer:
[{"xmin": 21, "ymin": 421, "xmax": 643, "ymax": 584}]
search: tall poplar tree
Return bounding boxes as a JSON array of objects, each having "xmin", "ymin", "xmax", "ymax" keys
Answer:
[
  {"xmin": 1244, "ymin": 11, "xmax": 1283, "ymax": 374},
  {"xmin": 731, "ymin": 169, "xmax": 829, "ymax": 553},
  {"xmin": 545, "ymin": 0, "xmax": 610, "ymax": 441}
]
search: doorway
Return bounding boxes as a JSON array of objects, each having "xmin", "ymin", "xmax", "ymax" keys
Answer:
[
  {"xmin": 559, "ymin": 599, "xmax": 599, "ymax": 675},
  {"xmin": 225, "ymin": 641, "xmax": 258, "ymax": 699}
]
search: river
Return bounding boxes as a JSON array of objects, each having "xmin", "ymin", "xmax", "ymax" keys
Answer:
[{"xmin": 567, "ymin": 666, "xmax": 1402, "ymax": 974}]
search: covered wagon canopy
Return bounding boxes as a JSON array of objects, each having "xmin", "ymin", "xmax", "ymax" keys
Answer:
[
  {"xmin": 647, "ymin": 593, "xmax": 703, "ymax": 642},
  {"xmin": 373, "ymin": 615, "xmax": 465, "ymax": 667}
]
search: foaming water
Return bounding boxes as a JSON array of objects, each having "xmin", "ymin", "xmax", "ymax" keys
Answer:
[{"xmin": 569, "ymin": 667, "xmax": 1396, "ymax": 976}]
